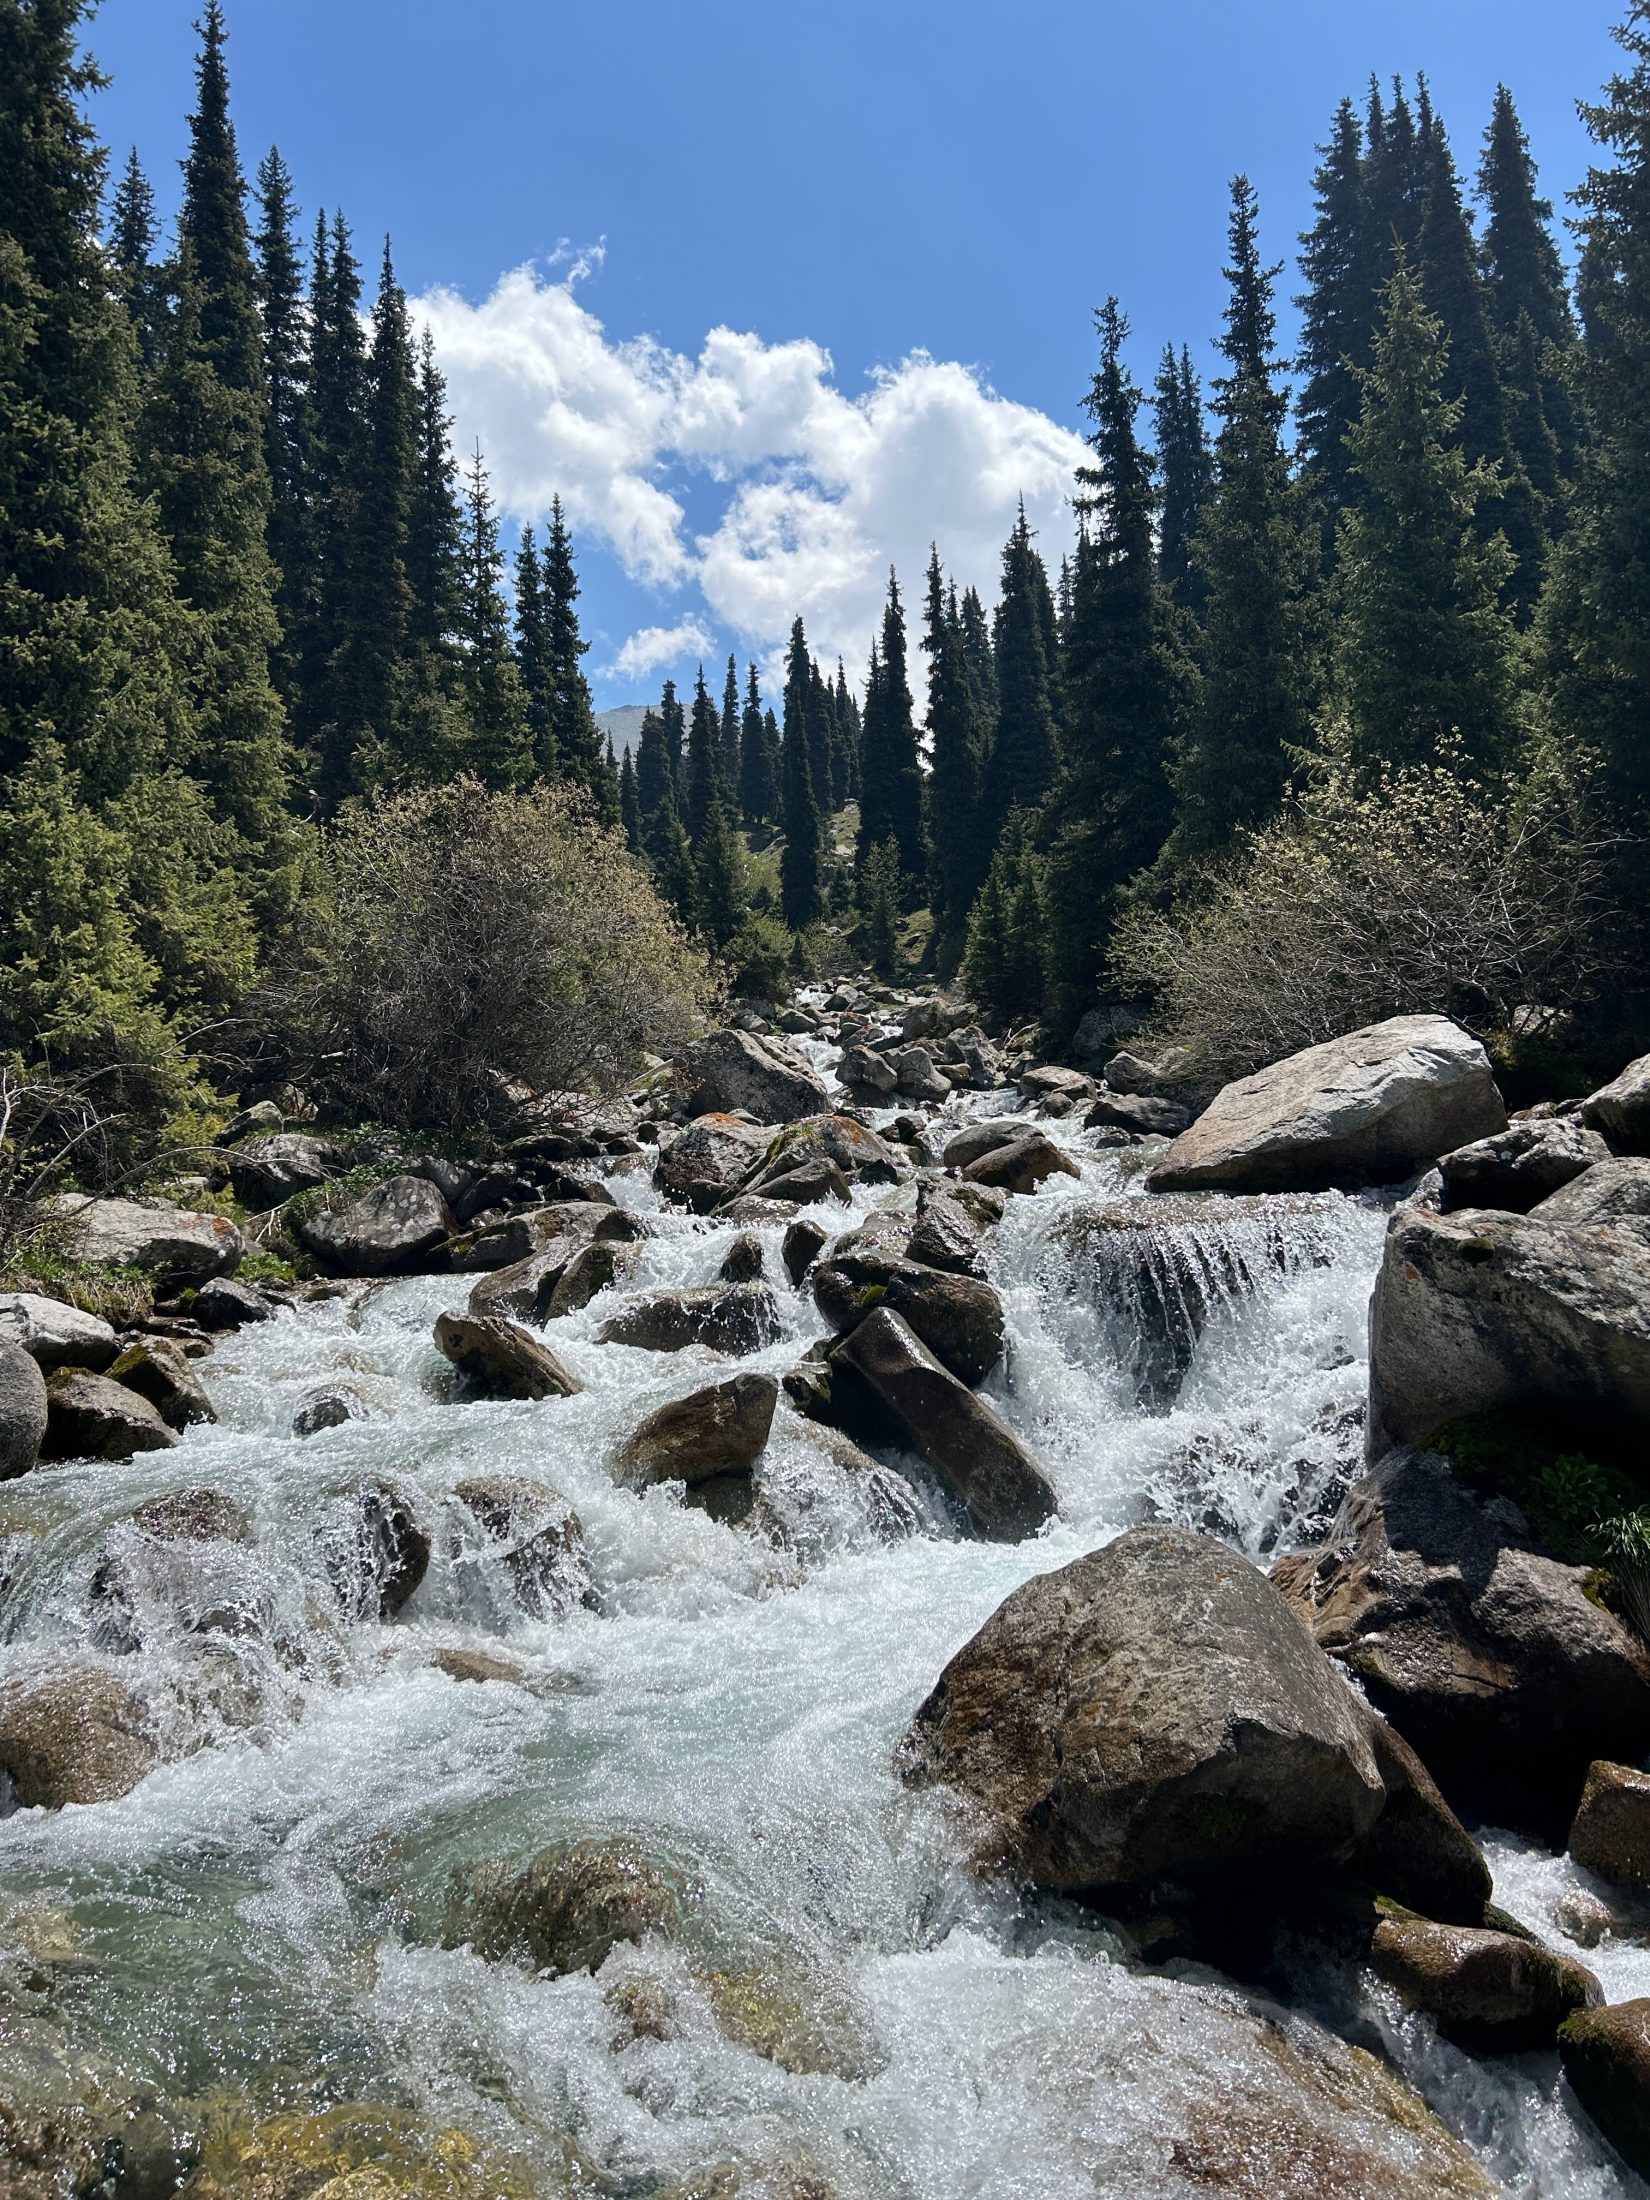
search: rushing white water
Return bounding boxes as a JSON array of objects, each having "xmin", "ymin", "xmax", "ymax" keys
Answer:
[{"xmin": 0, "ymin": 1064, "xmax": 1638, "ymax": 2196}]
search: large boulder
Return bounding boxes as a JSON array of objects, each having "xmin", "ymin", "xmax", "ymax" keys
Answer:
[
  {"xmin": 0, "ymin": 1292, "xmax": 118, "ymax": 1371},
  {"xmin": 1353, "ymin": 1715, "xmax": 1492, "ymax": 1926},
  {"xmin": 443, "ymin": 1839, "xmax": 685, "ymax": 1976},
  {"xmin": 192, "ymin": 1276, "xmax": 274, "ymax": 1332},
  {"xmin": 830, "ymin": 1307, "xmax": 1054, "ymax": 1541},
  {"xmin": 1437, "ymin": 1115, "xmax": 1611, "ymax": 1214},
  {"xmin": 0, "ymin": 1338, "xmax": 49, "ymax": 1479},
  {"xmin": 327, "ymin": 1480, "xmax": 430, "ymax": 1619},
  {"xmin": 454, "ymin": 1474, "xmax": 591, "ymax": 1619},
  {"xmin": 1581, "ymin": 1053, "xmax": 1650, "ymax": 1155},
  {"xmin": 465, "ymin": 1213, "xmax": 619, "ymax": 1322},
  {"xmin": 294, "ymin": 1174, "xmax": 456, "ymax": 1276},
  {"xmin": 654, "ymin": 1113, "xmax": 773, "ymax": 1209},
  {"xmin": 675, "ymin": 1029, "xmax": 829, "ymax": 1123},
  {"xmin": 1560, "ymin": 2000, "xmax": 1650, "ymax": 2180},
  {"xmin": 225, "ymin": 1131, "xmax": 343, "ymax": 1209},
  {"xmin": 1273, "ymin": 1446, "xmax": 1650, "ymax": 1833},
  {"xmin": 892, "ymin": 1045, "xmax": 951, "ymax": 1103},
  {"xmin": 905, "ymin": 1192, "xmax": 986, "ymax": 1277},
  {"xmin": 810, "ymin": 1217, "xmax": 1004, "ymax": 1386},
  {"xmin": 1147, "ymin": 1015, "xmax": 1506, "ymax": 1195},
  {"xmin": 542, "ymin": 1239, "xmax": 638, "ymax": 1317},
  {"xmin": 1532, "ymin": 1155, "xmax": 1650, "ymax": 1231},
  {"xmin": 616, "ymin": 1373, "xmax": 778, "ymax": 1524},
  {"xmin": 432, "ymin": 1312, "xmax": 582, "ymax": 1400},
  {"xmin": 961, "ymin": 1130, "xmax": 1080, "ymax": 1197},
  {"xmin": 58, "ymin": 1195, "xmax": 244, "ymax": 1283},
  {"xmin": 597, "ymin": 1283, "xmax": 782, "ymax": 1357},
  {"xmin": 1366, "ymin": 1204, "xmax": 1650, "ymax": 1460},
  {"xmin": 104, "ymin": 1338, "xmax": 214, "ymax": 1430},
  {"xmin": 1370, "ymin": 1915, "xmax": 1600, "ymax": 2052},
  {"xmin": 839, "ymin": 1043, "xmax": 897, "ymax": 1098},
  {"xmin": 942, "ymin": 1119, "xmax": 1027, "ymax": 1172},
  {"xmin": 747, "ymin": 1113, "xmax": 904, "ymax": 1191},
  {"xmin": 899, "ymin": 1525, "xmax": 1385, "ymax": 1896},
  {"xmin": 1568, "ymin": 1761, "xmax": 1650, "ymax": 1891},
  {"xmin": 0, "ymin": 1667, "xmax": 156, "ymax": 1807},
  {"xmin": 42, "ymin": 1369, "xmax": 176, "ymax": 1461}
]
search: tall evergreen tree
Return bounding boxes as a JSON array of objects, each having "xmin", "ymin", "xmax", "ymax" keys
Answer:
[
  {"xmin": 405, "ymin": 329, "xmax": 463, "ymax": 657},
  {"xmin": 738, "ymin": 662, "xmax": 775, "ymax": 822},
  {"xmin": 834, "ymin": 660, "xmax": 862, "ymax": 803},
  {"xmin": 958, "ymin": 584, "xmax": 997, "ymax": 725},
  {"xmin": 1153, "ymin": 344, "xmax": 1212, "ymax": 612},
  {"xmin": 962, "ymin": 808, "xmax": 1047, "ymax": 1023},
  {"xmin": 252, "ymin": 146, "xmax": 308, "ymax": 707},
  {"xmin": 1048, "ymin": 301, "xmax": 1190, "ymax": 1029},
  {"xmin": 291, "ymin": 209, "xmax": 366, "ymax": 782},
  {"xmin": 779, "ymin": 617, "xmax": 825, "ymax": 928},
  {"xmin": 659, "ymin": 677, "xmax": 686, "ymax": 796},
  {"xmin": 514, "ymin": 523, "xmax": 553, "ymax": 774},
  {"xmin": 456, "ymin": 447, "xmax": 531, "ymax": 789},
  {"xmin": 541, "ymin": 496, "xmax": 603, "ymax": 792},
  {"xmin": 1170, "ymin": 178, "xmax": 1318, "ymax": 863},
  {"xmin": 720, "ymin": 653, "xmax": 742, "ymax": 789},
  {"xmin": 1365, "ymin": 77, "xmax": 1428, "ymax": 275},
  {"xmin": 984, "ymin": 507, "xmax": 1060, "ymax": 832},
  {"xmin": 1295, "ymin": 97, "xmax": 1377, "ymax": 542},
  {"xmin": 1336, "ymin": 261, "xmax": 1515, "ymax": 775},
  {"xmin": 1479, "ymin": 85, "xmax": 1583, "ymax": 496},
  {"xmin": 635, "ymin": 705, "xmax": 677, "ymax": 858},
  {"xmin": 108, "ymin": 146, "xmax": 166, "ymax": 370},
  {"xmin": 618, "ymin": 744, "xmax": 643, "ymax": 853},
  {"xmin": 923, "ymin": 547, "xmax": 990, "ymax": 961},
  {"xmin": 856, "ymin": 570, "xmax": 925, "ymax": 879},
  {"xmin": 694, "ymin": 793, "xmax": 748, "ymax": 947},
  {"xmin": 178, "ymin": 1, "xmax": 262, "ymax": 395},
  {"xmin": 685, "ymin": 664, "xmax": 722, "ymax": 839}
]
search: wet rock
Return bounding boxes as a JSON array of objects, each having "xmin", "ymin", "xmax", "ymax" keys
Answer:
[
  {"xmin": 331, "ymin": 1481, "xmax": 430, "ymax": 1618},
  {"xmin": 432, "ymin": 1646, "xmax": 526, "ymax": 1685},
  {"xmin": 1351, "ymin": 1717, "xmax": 1492, "ymax": 1925},
  {"xmin": 718, "ymin": 1232, "xmax": 765, "ymax": 1283},
  {"xmin": 1084, "ymin": 1090, "xmax": 1192, "ymax": 1138},
  {"xmin": 217, "ymin": 1097, "xmax": 284, "ymax": 1143},
  {"xmin": 433, "ymin": 1312, "xmax": 582, "ymax": 1400},
  {"xmin": 947, "ymin": 1180, "xmax": 1007, "ymax": 1230},
  {"xmin": 447, "ymin": 1204, "xmax": 569, "ymax": 1272},
  {"xmin": 291, "ymin": 1386, "xmax": 363, "ymax": 1437},
  {"xmin": 617, "ymin": 1374, "xmax": 778, "ymax": 1501},
  {"xmin": 57, "ymin": 1195, "xmax": 244, "ymax": 1284},
  {"xmin": 1437, "ymin": 1116, "xmax": 1610, "ymax": 1214},
  {"xmin": 839, "ymin": 1043, "xmax": 897, "ymax": 1098},
  {"xmin": 0, "ymin": 1340, "xmax": 49, "ymax": 1479},
  {"xmin": 1560, "ymin": 2000, "xmax": 1650, "ymax": 2179},
  {"xmin": 1148, "ymin": 1015, "xmax": 1506, "ymax": 1195},
  {"xmin": 1532, "ymin": 1155, "xmax": 1650, "ymax": 1231},
  {"xmin": 1273, "ymin": 1446, "xmax": 1650, "ymax": 1834},
  {"xmin": 105, "ymin": 1337, "xmax": 215, "ymax": 1430},
  {"xmin": 961, "ymin": 1129, "xmax": 1080, "ymax": 1197},
  {"xmin": 943, "ymin": 1120, "xmax": 1036, "ymax": 1176},
  {"xmin": 1581, "ymin": 1052, "xmax": 1650, "ymax": 1154},
  {"xmin": 0, "ymin": 1667, "xmax": 155, "ymax": 1807},
  {"xmin": 892, "ymin": 1044, "xmax": 951, "ymax": 1102},
  {"xmin": 874, "ymin": 1265, "xmax": 1003, "ymax": 1387},
  {"xmin": 191, "ymin": 1276, "xmax": 272, "ymax": 1331},
  {"xmin": 1020, "ymin": 1065, "xmax": 1096, "ymax": 1108},
  {"xmin": 224, "ymin": 1131, "xmax": 343, "ymax": 1208},
  {"xmin": 675, "ymin": 1029, "xmax": 830, "ymax": 1123},
  {"xmin": 181, "ymin": 2103, "xmax": 539, "ymax": 2200},
  {"xmin": 465, "ymin": 1227, "xmax": 601, "ymax": 1323},
  {"xmin": 1366, "ymin": 1204, "xmax": 1650, "ymax": 1460},
  {"xmin": 748, "ymin": 1156, "xmax": 853, "ymax": 1206},
  {"xmin": 716, "ymin": 1194, "xmax": 803, "ymax": 1228},
  {"xmin": 126, "ymin": 1487, "xmax": 252, "ymax": 1544},
  {"xmin": 598, "ymin": 1283, "xmax": 782, "ymax": 1357},
  {"xmin": 703, "ymin": 1958, "xmax": 884, "ymax": 2081},
  {"xmin": 900, "ymin": 997, "xmax": 957, "ymax": 1041},
  {"xmin": 1370, "ymin": 1914, "xmax": 1601, "ymax": 2051},
  {"xmin": 293, "ymin": 1173, "xmax": 457, "ymax": 1276},
  {"xmin": 900, "ymin": 1525, "xmax": 1383, "ymax": 1895},
  {"xmin": 1569, "ymin": 1761, "xmax": 1650, "ymax": 1891},
  {"xmin": 905, "ymin": 1192, "xmax": 985, "ymax": 1277},
  {"xmin": 522, "ymin": 1163, "xmax": 617, "ymax": 1207},
  {"xmin": 543, "ymin": 1238, "xmax": 638, "ymax": 1316},
  {"xmin": 831, "ymin": 1307, "xmax": 1054, "ymax": 1540},
  {"xmin": 443, "ymin": 1838, "xmax": 686, "ymax": 1975},
  {"xmin": 655, "ymin": 1113, "xmax": 773, "ymax": 1209},
  {"xmin": 782, "ymin": 1218, "xmax": 828, "ymax": 1285},
  {"xmin": 455, "ymin": 1474, "xmax": 591, "ymax": 1618},
  {"xmin": 42, "ymin": 1369, "xmax": 176, "ymax": 1460},
  {"xmin": 0, "ymin": 1292, "xmax": 119, "ymax": 1371},
  {"xmin": 751, "ymin": 1112, "xmax": 904, "ymax": 1190}
]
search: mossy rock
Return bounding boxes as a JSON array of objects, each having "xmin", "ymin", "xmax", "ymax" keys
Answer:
[{"xmin": 181, "ymin": 2103, "xmax": 540, "ymax": 2200}]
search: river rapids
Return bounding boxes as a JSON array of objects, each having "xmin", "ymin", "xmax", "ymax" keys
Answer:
[{"xmin": 1, "ymin": 1025, "xmax": 1644, "ymax": 2197}]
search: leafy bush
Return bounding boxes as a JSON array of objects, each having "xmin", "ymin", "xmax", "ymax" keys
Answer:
[
  {"xmin": 276, "ymin": 779, "xmax": 712, "ymax": 1132},
  {"xmin": 1111, "ymin": 750, "xmax": 1617, "ymax": 1084}
]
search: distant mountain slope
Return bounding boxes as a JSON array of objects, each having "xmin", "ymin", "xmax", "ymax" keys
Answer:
[{"xmin": 595, "ymin": 704, "xmax": 649, "ymax": 760}]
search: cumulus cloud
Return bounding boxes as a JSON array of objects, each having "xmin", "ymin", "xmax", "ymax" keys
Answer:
[
  {"xmin": 604, "ymin": 619, "xmax": 715, "ymax": 682},
  {"xmin": 410, "ymin": 259, "xmax": 1088, "ymax": 687}
]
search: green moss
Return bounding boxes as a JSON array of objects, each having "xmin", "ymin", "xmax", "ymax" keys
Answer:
[{"xmin": 854, "ymin": 1284, "xmax": 887, "ymax": 1311}]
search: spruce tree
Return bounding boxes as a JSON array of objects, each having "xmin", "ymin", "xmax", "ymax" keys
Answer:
[
  {"xmin": 1336, "ymin": 261, "xmax": 1515, "ymax": 775},
  {"xmin": 1478, "ymin": 86, "xmax": 1582, "ymax": 494},
  {"xmin": 659, "ymin": 677, "xmax": 686, "ymax": 795},
  {"xmin": 1048, "ymin": 300, "xmax": 1190, "ymax": 1030},
  {"xmin": 983, "ymin": 507, "xmax": 1060, "ymax": 833},
  {"xmin": 396, "ymin": 326, "xmax": 470, "ymax": 781},
  {"xmin": 858, "ymin": 838, "xmax": 902, "ymax": 979},
  {"xmin": 1295, "ymin": 98, "xmax": 1377, "ymax": 542},
  {"xmin": 514, "ymin": 524, "xmax": 553, "ymax": 773},
  {"xmin": 1153, "ymin": 344, "xmax": 1212, "ymax": 612},
  {"xmin": 1169, "ymin": 178, "xmax": 1318, "ymax": 863},
  {"xmin": 959, "ymin": 585, "xmax": 997, "ymax": 724},
  {"xmin": 738, "ymin": 662, "xmax": 775, "ymax": 822},
  {"xmin": 108, "ymin": 147, "xmax": 166, "ymax": 371},
  {"xmin": 962, "ymin": 809, "xmax": 1047, "ymax": 1023},
  {"xmin": 542, "ymin": 496, "xmax": 603, "ymax": 792},
  {"xmin": 292, "ymin": 210, "xmax": 366, "ymax": 782},
  {"xmin": 720, "ymin": 654, "xmax": 742, "ymax": 790},
  {"xmin": 635, "ymin": 707, "xmax": 677, "ymax": 856},
  {"xmin": 456, "ymin": 446, "xmax": 532, "ymax": 788},
  {"xmin": 779, "ymin": 618, "xmax": 825, "ymax": 928},
  {"xmin": 179, "ymin": 1, "xmax": 263, "ymax": 394},
  {"xmin": 694, "ymin": 793, "xmax": 749, "ymax": 947},
  {"xmin": 1365, "ymin": 77, "xmax": 1428, "ymax": 276},
  {"xmin": 922, "ymin": 546, "xmax": 988, "ymax": 961},
  {"xmin": 619, "ymin": 745, "xmax": 643, "ymax": 852},
  {"xmin": 253, "ymin": 147, "xmax": 308, "ymax": 707},
  {"xmin": 685, "ymin": 664, "xmax": 722, "ymax": 839},
  {"xmin": 835, "ymin": 661, "xmax": 862, "ymax": 803}
]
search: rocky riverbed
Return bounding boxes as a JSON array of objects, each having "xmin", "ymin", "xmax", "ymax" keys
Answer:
[{"xmin": 2, "ymin": 988, "xmax": 1650, "ymax": 2196}]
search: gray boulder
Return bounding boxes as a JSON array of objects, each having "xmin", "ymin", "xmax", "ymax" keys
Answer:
[
  {"xmin": 617, "ymin": 1372, "xmax": 778, "ymax": 1524},
  {"xmin": 1532, "ymin": 1155, "xmax": 1650, "ymax": 1231},
  {"xmin": 1371, "ymin": 1915, "xmax": 1600, "ymax": 2053},
  {"xmin": 191, "ymin": 1276, "xmax": 273, "ymax": 1331},
  {"xmin": 59, "ymin": 1195, "xmax": 244, "ymax": 1283},
  {"xmin": 0, "ymin": 1291, "xmax": 118, "ymax": 1371},
  {"xmin": 104, "ymin": 1338, "xmax": 215, "ymax": 1430},
  {"xmin": 225, "ymin": 1131, "xmax": 344, "ymax": 1209},
  {"xmin": 892, "ymin": 1044, "xmax": 951, "ymax": 1103},
  {"xmin": 1147, "ymin": 1015, "xmax": 1506, "ymax": 1194},
  {"xmin": 782, "ymin": 1217, "xmax": 829, "ymax": 1285},
  {"xmin": 747, "ymin": 1113, "xmax": 904, "ymax": 1190},
  {"xmin": 839, "ymin": 1044, "xmax": 898, "ymax": 1098},
  {"xmin": 0, "ymin": 1667, "xmax": 155, "ymax": 1808},
  {"xmin": 655, "ymin": 1112, "xmax": 772, "ymax": 1209},
  {"xmin": 942, "ymin": 1119, "xmax": 1028, "ymax": 1172},
  {"xmin": 1019, "ymin": 1065, "xmax": 1096, "ymax": 1108},
  {"xmin": 1103, "ymin": 1045, "xmax": 1196, "ymax": 1097},
  {"xmin": 433, "ymin": 1312, "xmax": 582, "ymax": 1400},
  {"xmin": 292, "ymin": 1386, "xmax": 365, "ymax": 1436},
  {"xmin": 1560, "ymin": 2001, "xmax": 1650, "ymax": 2179},
  {"xmin": 0, "ymin": 1338, "xmax": 49, "ymax": 1479},
  {"xmin": 1367, "ymin": 1204, "xmax": 1650, "ymax": 1460},
  {"xmin": 542, "ymin": 1239, "xmax": 638, "ymax": 1317},
  {"xmin": 465, "ymin": 1212, "xmax": 630, "ymax": 1322},
  {"xmin": 1581, "ymin": 1053, "xmax": 1650, "ymax": 1155},
  {"xmin": 1084, "ymin": 1090, "xmax": 1192, "ymax": 1138},
  {"xmin": 675, "ymin": 1029, "xmax": 830, "ymax": 1123},
  {"xmin": 831, "ymin": 1307, "xmax": 1054, "ymax": 1541},
  {"xmin": 749, "ymin": 1156, "xmax": 854, "ymax": 1207},
  {"xmin": 1437, "ymin": 1115, "xmax": 1610, "ymax": 1214},
  {"xmin": 906, "ymin": 1192, "xmax": 985, "ymax": 1277},
  {"xmin": 900, "ymin": 1524, "xmax": 1384, "ymax": 1895},
  {"xmin": 961, "ymin": 1129, "xmax": 1080, "ymax": 1197},
  {"xmin": 835, "ymin": 1261, "xmax": 1004, "ymax": 1387},
  {"xmin": 455, "ymin": 1474, "xmax": 590, "ymax": 1619},
  {"xmin": 293, "ymin": 1174, "xmax": 457, "ymax": 1276},
  {"xmin": 718, "ymin": 1232, "xmax": 765, "ymax": 1283},
  {"xmin": 1568, "ymin": 1761, "xmax": 1650, "ymax": 1891},
  {"xmin": 1273, "ymin": 1446, "xmax": 1650, "ymax": 1833},
  {"xmin": 42, "ymin": 1369, "xmax": 176, "ymax": 1461},
  {"xmin": 328, "ymin": 1479, "xmax": 430, "ymax": 1618},
  {"xmin": 1353, "ymin": 1715, "xmax": 1492, "ymax": 1926},
  {"xmin": 597, "ymin": 1283, "xmax": 782, "ymax": 1357}
]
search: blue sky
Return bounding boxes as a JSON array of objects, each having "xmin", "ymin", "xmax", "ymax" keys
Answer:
[{"xmin": 85, "ymin": 0, "xmax": 1622, "ymax": 708}]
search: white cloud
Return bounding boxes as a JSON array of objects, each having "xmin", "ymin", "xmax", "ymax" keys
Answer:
[
  {"xmin": 604, "ymin": 619, "xmax": 715, "ymax": 683},
  {"xmin": 410, "ymin": 259, "xmax": 1089, "ymax": 689}
]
